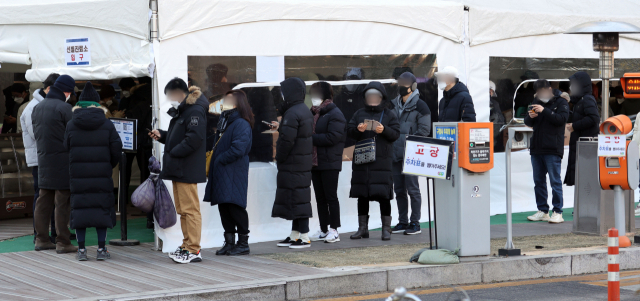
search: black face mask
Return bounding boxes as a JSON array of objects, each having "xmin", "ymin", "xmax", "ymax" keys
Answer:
[{"xmin": 398, "ymin": 86, "xmax": 411, "ymax": 97}]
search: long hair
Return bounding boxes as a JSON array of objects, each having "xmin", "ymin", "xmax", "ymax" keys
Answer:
[{"xmin": 225, "ymin": 90, "xmax": 254, "ymax": 128}]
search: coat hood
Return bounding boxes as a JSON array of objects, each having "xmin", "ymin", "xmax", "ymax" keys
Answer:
[
  {"xmin": 46, "ymin": 86, "xmax": 68, "ymax": 102},
  {"xmin": 32, "ymin": 89, "xmax": 45, "ymax": 102},
  {"xmin": 569, "ymin": 71, "xmax": 593, "ymax": 98},
  {"xmin": 443, "ymin": 81, "xmax": 469, "ymax": 99},
  {"xmin": 361, "ymin": 81, "xmax": 389, "ymax": 112},
  {"xmin": 178, "ymin": 86, "xmax": 209, "ymax": 113},
  {"xmin": 391, "ymin": 89, "xmax": 421, "ymax": 111},
  {"xmin": 280, "ymin": 77, "xmax": 306, "ymax": 103},
  {"xmin": 71, "ymin": 107, "xmax": 107, "ymax": 131}
]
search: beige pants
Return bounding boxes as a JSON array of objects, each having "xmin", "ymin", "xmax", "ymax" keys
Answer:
[{"xmin": 173, "ymin": 182, "xmax": 201, "ymax": 253}]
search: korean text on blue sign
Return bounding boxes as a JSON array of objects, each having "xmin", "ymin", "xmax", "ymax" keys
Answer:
[{"xmin": 435, "ymin": 126, "xmax": 456, "ymax": 149}]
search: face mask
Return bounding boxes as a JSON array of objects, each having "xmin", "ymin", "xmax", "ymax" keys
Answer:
[
  {"xmin": 122, "ymin": 91, "xmax": 131, "ymax": 98},
  {"xmin": 13, "ymin": 97, "xmax": 24, "ymax": 104},
  {"xmin": 65, "ymin": 94, "xmax": 71, "ymax": 102},
  {"xmin": 345, "ymin": 84, "xmax": 358, "ymax": 93},
  {"xmin": 438, "ymin": 82, "xmax": 447, "ymax": 91},
  {"xmin": 170, "ymin": 101, "xmax": 180, "ymax": 109},
  {"xmin": 221, "ymin": 102, "xmax": 235, "ymax": 112},
  {"xmin": 617, "ymin": 98, "xmax": 624, "ymax": 105},
  {"xmin": 311, "ymin": 97, "xmax": 323, "ymax": 107},
  {"xmin": 398, "ymin": 86, "xmax": 410, "ymax": 97},
  {"xmin": 570, "ymin": 85, "xmax": 580, "ymax": 96},
  {"xmin": 106, "ymin": 100, "xmax": 113, "ymax": 106},
  {"xmin": 539, "ymin": 98, "xmax": 551, "ymax": 103}
]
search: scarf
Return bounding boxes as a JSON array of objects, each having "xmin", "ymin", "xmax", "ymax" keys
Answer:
[
  {"xmin": 311, "ymin": 99, "xmax": 333, "ymax": 167},
  {"xmin": 217, "ymin": 108, "xmax": 237, "ymax": 133}
]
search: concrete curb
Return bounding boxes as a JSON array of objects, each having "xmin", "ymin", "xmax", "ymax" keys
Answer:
[{"xmin": 83, "ymin": 246, "xmax": 640, "ymax": 301}]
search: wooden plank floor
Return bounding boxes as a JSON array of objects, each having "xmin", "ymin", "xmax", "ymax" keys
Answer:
[
  {"xmin": 0, "ymin": 243, "xmax": 322, "ymax": 301},
  {"xmin": 0, "ymin": 218, "xmax": 33, "ymax": 241}
]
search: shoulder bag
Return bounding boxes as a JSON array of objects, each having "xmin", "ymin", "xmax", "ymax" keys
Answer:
[{"xmin": 354, "ymin": 111, "xmax": 384, "ymax": 165}]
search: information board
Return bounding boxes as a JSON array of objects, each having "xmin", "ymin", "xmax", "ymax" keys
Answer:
[
  {"xmin": 598, "ymin": 135, "xmax": 626, "ymax": 157},
  {"xmin": 110, "ymin": 118, "xmax": 137, "ymax": 152},
  {"xmin": 65, "ymin": 38, "xmax": 91, "ymax": 66},
  {"xmin": 402, "ymin": 135, "xmax": 454, "ymax": 180}
]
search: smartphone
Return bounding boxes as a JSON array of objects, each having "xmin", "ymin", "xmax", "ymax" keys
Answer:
[
  {"xmin": 145, "ymin": 128, "xmax": 152, "ymax": 133},
  {"xmin": 528, "ymin": 104, "xmax": 535, "ymax": 113},
  {"xmin": 262, "ymin": 120, "xmax": 273, "ymax": 126}
]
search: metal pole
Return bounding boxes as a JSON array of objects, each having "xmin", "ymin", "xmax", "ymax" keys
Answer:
[
  {"xmin": 600, "ymin": 51, "xmax": 614, "ymax": 122},
  {"xmin": 109, "ymin": 152, "xmax": 140, "ymax": 246},
  {"xmin": 427, "ymin": 178, "xmax": 433, "ymax": 249},
  {"xmin": 505, "ymin": 138, "xmax": 515, "ymax": 249},
  {"xmin": 432, "ymin": 178, "xmax": 438, "ymax": 249},
  {"xmin": 613, "ymin": 185, "xmax": 626, "ymax": 236}
]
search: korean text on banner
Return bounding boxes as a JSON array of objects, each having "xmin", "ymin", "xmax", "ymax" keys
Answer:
[
  {"xmin": 65, "ymin": 38, "xmax": 91, "ymax": 66},
  {"xmin": 598, "ymin": 135, "xmax": 626, "ymax": 157},
  {"xmin": 435, "ymin": 126, "xmax": 456, "ymax": 149},
  {"xmin": 403, "ymin": 136, "xmax": 454, "ymax": 180}
]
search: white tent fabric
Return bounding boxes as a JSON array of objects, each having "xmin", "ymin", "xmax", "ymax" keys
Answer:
[
  {"xmin": 0, "ymin": 0, "xmax": 152, "ymax": 81},
  {"xmin": 158, "ymin": 0, "xmax": 465, "ymax": 42}
]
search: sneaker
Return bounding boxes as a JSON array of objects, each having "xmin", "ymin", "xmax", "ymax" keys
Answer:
[
  {"xmin": 392, "ymin": 223, "xmax": 410, "ymax": 234},
  {"xmin": 289, "ymin": 239, "xmax": 311, "ymax": 249},
  {"xmin": 169, "ymin": 247, "xmax": 183, "ymax": 258},
  {"xmin": 527, "ymin": 211, "xmax": 550, "ymax": 221},
  {"xmin": 309, "ymin": 230, "xmax": 328, "ymax": 242},
  {"xmin": 404, "ymin": 222, "xmax": 422, "ymax": 235},
  {"xmin": 76, "ymin": 249, "xmax": 88, "ymax": 261},
  {"xmin": 277, "ymin": 237, "xmax": 294, "ymax": 247},
  {"xmin": 324, "ymin": 229, "xmax": 340, "ymax": 243},
  {"xmin": 96, "ymin": 248, "xmax": 111, "ymax": 261},
  {"xmin": 173, "ymin": 250, "xmax": 202, "ymax": 264},
  {"xmin": 635, "ymin": 207, "xmax": 640, "ymax": 216},
  {"xmin": 548, "ymin": 212, "xmax": 564, "ymax": 223}
]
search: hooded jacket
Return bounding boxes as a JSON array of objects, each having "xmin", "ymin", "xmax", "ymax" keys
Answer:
[
  {"xmin": 564, "ymin": 71, "xmax": 600, "ymax": 186},
  {"xmin": 390, "ymin": 90, "xmax": 431, "ymax": 162},
  {"xmin": 157, "ymin": 86, "xmax": 208, "ymax": 184},
  {"xmin": 524, "ymin": 90, "xmax": 570, "ymax": 157},
  {"xmin": 438, "ymin": 81, "xmax": 476, "ymax": 122},
  {"xmin": 20, "ymin": 89, "xmax": 45, "ymax": 167},
  {"xmin": 271, "ymin": 77, "xmax": 314, "ymax": 220},
  {"xmin": 32, "ymin": 86, "xmax": 73, "ymax": 190},
  {"xmin": 347, "ymin": 81, "xmax": 400, "ymax": 200},
  {"xmin": 65, "ymin": 106, "xmax": 122, "ymax": 229},
  {"xmin": 312, "ymin": 102, "xmax": 346, "ymax": 171}
]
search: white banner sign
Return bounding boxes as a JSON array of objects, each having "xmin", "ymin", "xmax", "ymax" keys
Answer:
[
  {"xmin": 598, "ymin": 135, "xmax": 626, "ymax": 157},
  {"xmin": 403, "ymin": 139, "xmax": 450, "ymax": 179},
  {"xmin": 65, "ymin": 38, "xmax": 91, "ymax": 66}
]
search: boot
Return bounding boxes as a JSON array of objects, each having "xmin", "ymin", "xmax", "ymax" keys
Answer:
[
  {"xmin": 34, "ymin": 240, "xmax": 56, "ymax": 251},
  {"xmin": 56, "ymin": 243, "xmax": 78, "ymax": 254},
  {"xmin": 216, "ymin": 233, "xmax": 235, "ymax": 255},
  {"xmin": 381, "ymin": 216, "xmax": 392, "ymax": 241},
  {"xmin": 350, "ymin": 215, "xmax": 369, "ymax": 239},
  {"xmin": 227, "ymin": 234, "xmax": 250, "ymax": 256}
]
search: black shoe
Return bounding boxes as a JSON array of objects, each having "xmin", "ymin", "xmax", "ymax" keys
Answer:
[
  {"xmin": 381, "ymin": 216, "xmax": 392, "ymax": 241},
  {"xmin": 289, "ymin": 239, "xmax": 310, "ymax": 249},
  {"xmin": 216, "ymin": 233, "xmax": 235, "ymax": 255},
  {"xmin": 404, "ymin": 222, "xmax": 422, "ymax": 235},
  {"xmin": 277, "ymin": 237, "xmax": 294, "ymax": 247},
  {"xmin": 392, "ymin": 223, "xmax": 410, "ymax": 234},
  {"xmin": 227, "ymin": 234, "xmax": 250, "ymax": 256},
  {"xmin": 350, "ymin": 215, "xmax": 369, "ymax": 239}
]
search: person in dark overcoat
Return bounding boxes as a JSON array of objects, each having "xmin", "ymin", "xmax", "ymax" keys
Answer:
[{"xmin": 347, "ymin": 81, "xmax": 400, "ymax": 241}]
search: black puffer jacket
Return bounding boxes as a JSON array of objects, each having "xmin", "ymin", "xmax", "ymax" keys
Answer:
[
  {"xmin": 65, "ymin": 107, "xmax": 122, "ymax": 229},
  {"xmin": 347, "ymin": 82, "xmax": 400, "ymax": 200},
  {"xmin": 158, "ymin": 86, "xmax": 208, "ymax": 184},
  {"xmin": 32, "ymin": 86, "xmax": 73, "ymax": 190},
  {"xmin": 390, "ymin": 90, "xmax": 431, "ymax": 162},
  {"xmin": 524, "ymin": 90, "xmax": 570, "ymax": 157},
  {"xmin": 565, "ymin": 71, "xmax": 600, "ymax": 186},
  {"xmin": 312, "ymin": 103, "xmax": 346, "ymax": 171},
  {"xmin": 438, "ymin": 81, "xmax": 476, "ymax": 122},
  {"xmin": 271, "ymin": 77, "xmax": 314, "ymax": 220}
]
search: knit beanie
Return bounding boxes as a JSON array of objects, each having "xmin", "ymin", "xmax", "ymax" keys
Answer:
[{"xmin": 79, "ymin": 82, "xmax": 100, "ymax": 103}]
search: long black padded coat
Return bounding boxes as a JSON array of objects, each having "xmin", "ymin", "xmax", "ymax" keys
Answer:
[
  {"xmin": 271, "ymin": 77, "xmax": 314, "ymax": 220},
  {"xmin": 64, "ymin": 106, "xmax": 122, "ymax": 229},
  {"xmin": 312, "ymin": 102, "xmax": 346, "ymax": 171},
  {"xmin": 347, "ymin": 82, "xmax": 401, "ymax": 200}
]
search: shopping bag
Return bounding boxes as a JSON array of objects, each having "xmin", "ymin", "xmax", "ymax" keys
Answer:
[
  {"xmin": 153, "ymin": 179, "xmax": 177, "ymax": 229},
  {"xmin": 131, "ymin": 177, "xmax": 156, "ymax": 213}
]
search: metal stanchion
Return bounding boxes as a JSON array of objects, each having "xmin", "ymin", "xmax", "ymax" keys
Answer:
[
  {"xmin": 109, "ymin": 152, "xmax": 140, "ymax": 246},
  {"xmin": 426, "ymin": 178, "xmax": 433, "ymax": 250}
]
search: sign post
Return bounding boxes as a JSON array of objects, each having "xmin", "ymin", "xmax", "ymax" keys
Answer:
[{"xmin": 109, "ymin": 118, "xmax": 140, "ymax": 247}]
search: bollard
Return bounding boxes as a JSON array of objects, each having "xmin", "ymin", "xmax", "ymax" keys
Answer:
[{"xmin": 608, "ymin": 228, "xmax": 620, "ymax": 301}]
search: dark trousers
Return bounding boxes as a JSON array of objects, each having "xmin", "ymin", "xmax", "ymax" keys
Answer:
[
  {"xmin": 31, "ymin": 167, "xmax": 56, "ymax": 237},
  {"xmin": 357, "ymin": 198, "xmax": 392, "ymax": 216},
  {"xmin": 311, "ymin": 170, "xmax": 341, "ymax": 232},
  {"xmin": 76, "ymin": 227, "xmax": 108, "ymax": 242},
  {"xmin": 34, "ymin": 189, "xmax": 71, "ymax": 246},
  {"xmin": 531, "ymin": 154, "xmax": 563, "ymax": 214},
  {"xmin": 392, "ymin": 162, "xmax": 422, "ymax": 224},
  {"xmin": 291, "ymin": 218, "xmax": 309, "ymax": 234},
  {"xmin": 218, "ymin": 203, "xmax": 250, "ymax": 235}
]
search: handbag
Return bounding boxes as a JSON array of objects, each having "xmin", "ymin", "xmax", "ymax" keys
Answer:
[
  {"xmin": 205, "ymin": 133, "xmax": 224, "ymax": 176},
  {"xmin": 354, "ymin": 111, "xmax": 384, "ymax": 165}
]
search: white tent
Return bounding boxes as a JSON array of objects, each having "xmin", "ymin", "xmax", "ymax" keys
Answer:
[{"xmin": 0, "ymin": 0, "xmax": 153, "ymax": 81}]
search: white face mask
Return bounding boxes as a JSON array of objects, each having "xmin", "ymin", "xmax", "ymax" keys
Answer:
[
  {"xmin": 539, "ymin": 98, "xmax": 551, "ymax": 103},
  {"xmin": 221, "ymin": 102, "xmax": 235, "ymax": 112},
  {"xmin": 438, "ymin": 82, "xmax": 448, "ymax": 91},
  {"xmin": 311, "ymin": 97, "xmax": 323, "ymax": 107},
  {"xmin": 170, "ymin": 101, "xmax": 180, "ymax": 109},
  {"xmin": 13, "ymin": 97, "xmax": 24, "ymax": 104},
  {"xmin": 65, "ymin": 94, "xmax": 71, "ymax": 102},
  {"xmin": 106, "ymin": 100, "xmax": 113, "ymax": 106},
  {"xmin": 122, "ymin": 91, "xmax": 131, "ymax": 98}
]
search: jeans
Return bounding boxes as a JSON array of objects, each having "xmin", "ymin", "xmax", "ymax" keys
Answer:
[
  {"xmin": 32, "ymin": 167, "xmax": 56, "ymax": 238},
  {"xmin": 311, "ymin": 170, "xmax": 341, "ymax": 232},
  {"xmin": 218, "ymin": 203, "xmax": 250, "ymax": 235},
  {"xmin": 531, "ymin": 154, "xmax": 563, "ymax": 214},
  {"xmin": 392, "ymin": 162, "xmax": 422, "ymax": 224}
]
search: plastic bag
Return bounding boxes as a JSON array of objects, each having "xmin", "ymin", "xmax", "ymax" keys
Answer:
[
  {"xmin": 153, "ymin": 179, "xmax": 177, "ymax": 229},
  {"xmin": 416, "ymin": 248, "xmax": 460, "ymax": 265},
  {"xmin": 131, "ymin": 177, "xmax": 155, "ymax": 213}
]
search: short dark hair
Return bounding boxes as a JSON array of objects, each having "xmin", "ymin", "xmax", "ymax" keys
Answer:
[
  {"xmin": 164, "ymin": 77, "xmax": 189, "ymax": 94},
  {"xmin": 225, "ymin": 90, "xmax": 255, "ymax": 128},
  {"xmin": 11, "ymin": 83, "xmax": 26, "ymax": 94},
  {"xmin": 119, "ymin": 77, "xmax": 136, "ymax": 90},
  {"xmin": 533, "ymin": 79, "xmax": 551, "ymax": 91},
  {"xmin": 99, "ymin": 85, "xmax": 116, "ymax": 100},
  {"xmin": 43, "ymin": 73, "xmax": 60, "ymax": 89},
  {"xmin": 310, "ymin": 81, "xmax": 334, "ymax": 101}
]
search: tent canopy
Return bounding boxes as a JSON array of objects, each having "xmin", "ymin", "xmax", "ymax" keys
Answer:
[{"xmin": 158, "ymin": 0, "xmax": 465, "ymax": 43}]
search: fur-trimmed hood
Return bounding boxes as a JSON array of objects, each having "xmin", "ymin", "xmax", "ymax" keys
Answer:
[{"xmin": 186, "ymin": 86, "xmax": 203, "ymax": 105}]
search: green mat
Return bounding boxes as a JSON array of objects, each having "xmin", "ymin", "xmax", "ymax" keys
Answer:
[{"xmin": 0, "ymin": 217, "xmax": 154, "ymax": 254}]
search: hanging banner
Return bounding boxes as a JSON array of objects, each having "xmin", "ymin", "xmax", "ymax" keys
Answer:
[
  {"xmin": 65, "ymin": 38, "xmax": 91, "ymax": 66},
  {"xmin": 402, "ymin": 135, "xmax": 454, "ymax": 180}
]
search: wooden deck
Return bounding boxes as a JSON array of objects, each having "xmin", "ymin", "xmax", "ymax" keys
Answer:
[
  {"xmin": 0, "ymin": 243, "xmax": 322, "ymax": 301},
  {"xmin": 0, "ymin": 218, "xmax": 33, "ymax": 241}
]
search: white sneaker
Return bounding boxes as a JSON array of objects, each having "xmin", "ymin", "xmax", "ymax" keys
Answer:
[
  {"xmin": 173, "ymin": 250, "xmax": 202, "ymax": 264},
  {"xmin": 168, "ymin": 247, "xmax": 183, "ymax": 259},
  {"xmin": 324, "ymin": 229, "xmax": 340, "ymax": 243},
  {"xmin": 309, "ymin": 230, "xmax": 328, "ymax": 241},
  {"xmin": 635, "ymin": 207, "xmax": 640, "ymax": 216},
  {"xmin": 548, "ymin": 212, "xmax": 564, "ymax": 223},
  {"xmin": 527, "ymin": 211, "xmax": 550, "ymax": 221}
]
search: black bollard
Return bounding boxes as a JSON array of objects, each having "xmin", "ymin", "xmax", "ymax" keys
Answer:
[{"xmin": 109, "ymin": 152, "xmax": 140, "ymax": 246}]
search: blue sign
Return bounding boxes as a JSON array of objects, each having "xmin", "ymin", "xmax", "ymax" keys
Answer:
[{"xmin": 435, "ymin": 126, "xmax": 457, "ymax": 149}]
